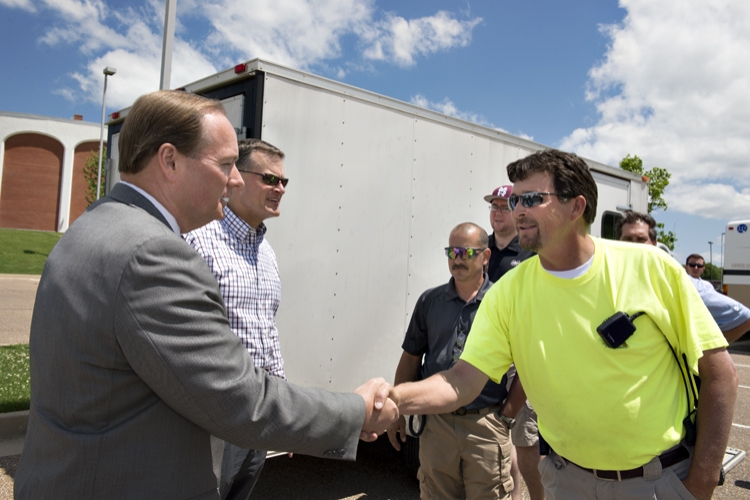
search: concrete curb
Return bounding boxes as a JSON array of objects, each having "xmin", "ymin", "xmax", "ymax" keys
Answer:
[
  {"xmin": 0, "ymin": 410, "xmax": 28, "ymax": 457},
  {"xmin": 0, "ymin": 410, "xmax": 28, "ymax": 441},
  {"xmin": 0, "ymin": 275, "xmax": 41, "ymax": 281}
]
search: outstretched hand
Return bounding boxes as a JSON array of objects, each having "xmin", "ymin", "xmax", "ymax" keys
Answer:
[
  {"xmin": 387, "ymin": 416, "xmax": 407, "ymax": 451},
  {"xmin": 355, "ymin": 377, "xmax": 399, "ymax": 442}
]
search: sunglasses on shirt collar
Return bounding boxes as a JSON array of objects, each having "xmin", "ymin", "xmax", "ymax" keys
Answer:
[
  {"xmin": 239, "ymin": 170, "xmax": 290, "ymax": 188},
  {"xmin": 444, "ymin": 247, "xmax": 486, "ymax": 260}
]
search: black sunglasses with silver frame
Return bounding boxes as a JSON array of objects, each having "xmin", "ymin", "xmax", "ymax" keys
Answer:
[
  {"xmin": 239, "ymin": 170, "xmax": 289, "ymax": 188},
  {"xmin": 508, "ymin": 191, "xmax": 563, "ymax": 210}
]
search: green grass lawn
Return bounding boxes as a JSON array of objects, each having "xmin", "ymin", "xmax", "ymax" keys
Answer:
[
  {"xmin": 0, "ymin": 228, "xmax": 62, "ymax": 275},
  {"xmin": 0, "ymin": 344, "xmax": 30, "ymax": 413}
]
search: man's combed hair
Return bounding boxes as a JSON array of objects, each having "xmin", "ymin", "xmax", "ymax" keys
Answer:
[
  {"xmin": 686, "ymin": 253, "xmax": 705, "ymax": 265},
  {"xmin": 616, "ymin": 210, "xmax": 657, "ymax": 243},
  {"xmin": 118, "ymin": 90, "xmax": 226, "ymax": 174},
  {"xmin": 507, "ymin": 149, "xmax": 598, "ymax": 226},
  {"xmin": 237, "ymin": 138, "xmax": 285, "ymax": 171}
]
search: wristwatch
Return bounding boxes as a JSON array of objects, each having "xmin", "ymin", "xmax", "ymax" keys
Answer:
[{"xmin": 498, "ymin": 413, "xmax": 516, "ymax": 429}]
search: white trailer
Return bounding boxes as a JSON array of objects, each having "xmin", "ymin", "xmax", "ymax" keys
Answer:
[
  {"xmin": 723, "ymin": 220, "xmax": 750, "ymax": 308},
  {"xmin": 106, "ymin": 59, "xmax": 648, "ymax": 393}
]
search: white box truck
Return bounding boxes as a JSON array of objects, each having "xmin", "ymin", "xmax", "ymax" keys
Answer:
[
  {"xmin": 723, "ymin": 220, "xmax": 750, "ymax": 308},
  {"xmin": 105, "ymin": 58, "xmax": 648, "ymax": 393}
]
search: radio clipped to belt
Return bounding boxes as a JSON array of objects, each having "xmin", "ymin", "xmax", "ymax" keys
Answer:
[{"xmin": 407, "ymin": 414, "xmax": 426, "ymax": 437}]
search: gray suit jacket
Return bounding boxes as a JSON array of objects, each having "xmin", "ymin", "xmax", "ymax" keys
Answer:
[{"xmin": 15, "ymin": 184, "xmax": 364, "ymax": 499}]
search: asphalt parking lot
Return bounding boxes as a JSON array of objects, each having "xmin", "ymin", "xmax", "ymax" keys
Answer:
[{"xmin": 2, "ymin": 275, "xmax": 750, "ymax": 499}]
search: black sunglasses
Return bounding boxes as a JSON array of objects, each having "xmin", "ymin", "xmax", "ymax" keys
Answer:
[
  {"xmin": 240, "ymin": 170, "xmax": 289, "ymax": 188},
  {"xmin": 508, "ymin": 192, "xmax": 560, "ymax": 210},
  {"xmin": 687, "ymin": 262, "xmax": 705, "ymax": 268}
]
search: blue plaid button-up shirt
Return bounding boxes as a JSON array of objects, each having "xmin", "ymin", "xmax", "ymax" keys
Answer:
[{"xmin": 185, "ymin": 207, "xmax": 285, "ymax": 379}]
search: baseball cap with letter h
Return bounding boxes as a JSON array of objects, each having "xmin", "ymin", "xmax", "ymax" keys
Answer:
[{"xmin": 484, "ymin": 185, "xmax": 513, "ymax": 203}]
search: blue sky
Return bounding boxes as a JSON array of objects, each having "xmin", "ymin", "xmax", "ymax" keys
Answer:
[{"xmin": 1, "ymin": 0, "xmax": 748, "ymax": 265}]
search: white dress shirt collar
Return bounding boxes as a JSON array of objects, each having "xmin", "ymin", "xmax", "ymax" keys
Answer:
[{"xmin": 119, "ymin": 181, "xmax": 181, "ymax": 235}]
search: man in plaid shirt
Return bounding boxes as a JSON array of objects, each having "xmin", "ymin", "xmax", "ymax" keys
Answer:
[{"xmin": 185, "ymin": 138, "xmax": 289, "ymax": 499}]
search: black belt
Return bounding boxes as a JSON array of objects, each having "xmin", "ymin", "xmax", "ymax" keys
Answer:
[
  {"xmin": 567, "ymin": 445, "xmax": 690, "ymax": 481},
  {"xmin": 451, "ymin": 405, "xmax": 498, "ymax": 416}
]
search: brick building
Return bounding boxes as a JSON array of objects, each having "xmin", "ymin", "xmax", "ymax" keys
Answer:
[{"xmin": 0, "ymin": 112, "xmax": 105, "ymax": 232}]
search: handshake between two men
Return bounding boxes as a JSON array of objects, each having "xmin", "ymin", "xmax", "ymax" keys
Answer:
[
  {"xmin": 354, "ymin": 377, "xmax": 401, "ymax": 441},
  {"xmin": 354, "ymin": 362, "xmax": 490, "ymax": 442}
]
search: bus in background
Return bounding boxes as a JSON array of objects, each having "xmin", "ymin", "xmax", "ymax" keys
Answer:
[{"xmin": 723, "ymin": 219, "xmax": 750, "ymax": 308}]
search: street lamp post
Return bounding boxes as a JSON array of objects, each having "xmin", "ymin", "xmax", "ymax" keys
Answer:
[
  {"xmin": 708, "ymin": 241, "xmax": 714, "ymax": 283},
  {"xmin": 97, "ymin": 67, "xmax": 117, "ymax": 200},
  {"xmin": 721, "ymin": 232, "xmax": 725, "ymax": 285}
]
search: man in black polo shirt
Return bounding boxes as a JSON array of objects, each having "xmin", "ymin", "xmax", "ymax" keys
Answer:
[
  {"xmin": 485, "ymin": 185, "xmax": 535, "ymax": 282},
  {"xmin": 485, "ymin": 185, "xmax": 543, "ymax": 500},
  {"xmin": 387, "ymin": 223, "xmax": 513, "ymax": 499}
]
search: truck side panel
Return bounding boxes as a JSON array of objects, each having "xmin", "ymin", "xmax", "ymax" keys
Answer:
[
  {"xmin": 724, "ymin": 220, "xmax": 750, "ymax": 308},
  {"xmin": 260, "ymin": 75, "xmax": 414, "ymax": 389}
]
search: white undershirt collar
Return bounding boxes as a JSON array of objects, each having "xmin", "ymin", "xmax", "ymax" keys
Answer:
[{"xmin": 544, "ymin": 253, "xmax": 595, "ymax": 279}]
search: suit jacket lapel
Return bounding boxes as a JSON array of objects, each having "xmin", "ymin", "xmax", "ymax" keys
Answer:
[{"xmin": 107, "ymin": 183, "xmax": 172, "ymax": 230}]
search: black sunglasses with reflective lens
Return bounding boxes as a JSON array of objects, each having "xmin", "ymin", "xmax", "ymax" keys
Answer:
[
  {"xmin": 241, "ymin": 170, "xmax": 289, "ymax": 188},
  {"xmin": 444, "ymin": 247, "xmax": 486, "ymax": 260},
  {"xmin": 687, "ymin": 262, "xmax": 705, "ymax": 268},
  {"xmin": 508, "ymin": 192, "xmax": 559, "ymax": 210}
]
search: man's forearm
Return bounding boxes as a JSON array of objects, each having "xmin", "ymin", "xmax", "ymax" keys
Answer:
[
  {"xmin": 394, "ymin": 351, "xmax": 421, "ymax": 386},
  {"xmin": 500, "ymin": 375, "xmax": 527, "ymax": 418},
  {"xmin": 391, "ymin": 360, "xmax": 489, "ymax": 415},
  {"xmin": 722, "ymin": 318, "xmax": 750, "ymax": 344},
  {"xmin": 683, "ymin": 348, "xmax": 738, "ymax": 499}
]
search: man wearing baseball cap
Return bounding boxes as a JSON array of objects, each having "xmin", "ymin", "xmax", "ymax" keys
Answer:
[
  {"xmin": 484, "ymin": 186, "xmax": 534, "ymax": 283},
  {"xmin": 484, "ymin": 185, "xmax": 542, "ymax": 500}
]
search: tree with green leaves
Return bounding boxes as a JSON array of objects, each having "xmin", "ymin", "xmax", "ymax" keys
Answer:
[
  {"xmin": 702, "ymin": 262, "xmax": 723, "ymax": 282},
  {"xmin": 82, "ymin": 147, "xmax": 107, "ymax": 207},
  {"xmin": 619, "ymin": 154, "xmax": 677, "ymax": 250}
]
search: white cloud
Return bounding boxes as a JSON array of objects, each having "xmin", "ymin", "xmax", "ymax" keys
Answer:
[
  {"xmin": 361, "ymin": 10, "xmax": 481, "ymax": 67},
  {"xmin": 410, "ymin": 94, "xmax": 533, "ymax": 141},
  {"xmin": 560, "ymin": 0, "xmax": 750, "ymax": 220},
  {"xmin": 3, "ymin": 0, "xmax": 480, "ymax": 110},
  {"xmin": 203, "ymin": 0, "xmax": 374, "ymax": 69},
  {"xmin": 667, "ymin": 182, "xmax": 750, "ymax": 221},
  {"xmin": 411, "ymin": 93, "xmax": 494, "ymax": 128},
  {"xmin": 25, "ymin": 0, "xmax": 217, "ymax": 108},
  {"xmin": 0, "ymin": 0, "xmax": 35, "ymax": 12}
]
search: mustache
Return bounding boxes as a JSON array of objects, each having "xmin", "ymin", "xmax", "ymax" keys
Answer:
[
  {"xmin": 451, "ymin": 263, "xmax": 469, "ymax": 270},
  {"xmin": 515, "ymin": 216, "xmax": 534, "ymax": 227}
]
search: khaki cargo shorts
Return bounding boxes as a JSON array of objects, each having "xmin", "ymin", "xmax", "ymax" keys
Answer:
[{"xmin": 504, "ymin": 365, "xmax": 539, "ymax": 447}]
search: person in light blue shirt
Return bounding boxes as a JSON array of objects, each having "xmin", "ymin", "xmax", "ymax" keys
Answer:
[
  {"xmin": 618, "ymin": 210, "xmax": 750, "ymax": 343},
  {"xmin": 687, "ymin": 264, "xmax": 750, "ymax": 343}
]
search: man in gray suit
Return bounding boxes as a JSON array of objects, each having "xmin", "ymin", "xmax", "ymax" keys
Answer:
[{"xmin": 15, "ymin": 90, "xmax": 397, "ymax": 499}]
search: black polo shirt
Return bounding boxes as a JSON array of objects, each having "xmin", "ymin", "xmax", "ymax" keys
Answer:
[
  {"xmin": 402, "ymin": 275, "xmax": 507, "ymax": 410},
  {"xmin": 487, "ymin": 234, "xmax": 536, "ymax": 283}
]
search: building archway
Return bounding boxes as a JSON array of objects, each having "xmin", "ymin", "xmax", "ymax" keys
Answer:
[
  {"xmin": 70, "ymin": 141, "xmax": 102, "ymax": 224},
  {"xmin": 0, "ymin": 133, "xmax": 64, "ymax": 231}
]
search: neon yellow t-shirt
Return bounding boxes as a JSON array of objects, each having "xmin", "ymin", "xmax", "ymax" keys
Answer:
[{"xmin": 461, "ymin": 237, "xmax": 727, "ymax": 470}]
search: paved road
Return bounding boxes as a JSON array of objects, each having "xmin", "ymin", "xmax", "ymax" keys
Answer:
[
  {"xmin": 2, "ymin": 275, "xmax": 750, "ymax": 498},
  {"xmin": 0, "ymin": 275, "xmax": 39, "ymax": 346}
]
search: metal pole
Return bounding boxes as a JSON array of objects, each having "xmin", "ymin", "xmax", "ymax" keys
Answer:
[
  {"xmin": 97, "ymin": 68, "xmax": 116, "ymax": 200},
  {"xmin": 709, "ymin": 241, "xmax": 714, "ymax": 282},
  {"xmin": 721, "ymin": 232, "xmax": 725, "ymax": 286},
  {"xmin": 160, "ymin": 0, "xmax": 176, "ymax": 90}
]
